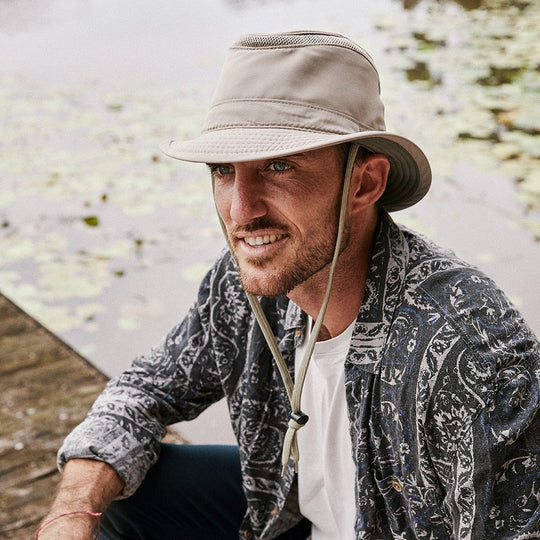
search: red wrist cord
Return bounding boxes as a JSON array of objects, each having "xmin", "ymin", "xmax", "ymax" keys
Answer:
[{"xmin": 34, "ymin": 510, "xmax": 102, "ymax": 539}]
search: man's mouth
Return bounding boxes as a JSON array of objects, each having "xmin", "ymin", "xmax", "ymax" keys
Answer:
[{"xmin": 244, "ymin": 234, "xmax": 285, "ymax": 247}]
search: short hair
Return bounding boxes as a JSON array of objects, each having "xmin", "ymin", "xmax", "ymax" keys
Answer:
[{"xmin": 337, "ymin": 143, "xmax": 374, "ymax": 167}]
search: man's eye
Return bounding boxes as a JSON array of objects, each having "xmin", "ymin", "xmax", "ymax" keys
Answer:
[
  {"xmin": 211, "ymin": 164, "xmax": 234, "ymax": 176},
  {"xmin": 269, "ymin": 161, "xmax": 291, "ymax": 172}
]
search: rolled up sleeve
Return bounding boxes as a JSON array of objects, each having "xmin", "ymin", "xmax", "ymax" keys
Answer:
[{"xmin": 58, "ymin": 263, "xmax": 225, "ymax": 497}]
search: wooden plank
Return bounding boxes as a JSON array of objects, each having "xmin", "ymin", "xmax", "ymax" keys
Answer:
[{"xmin": 0, "ymin": 294, "xmax": 185, "ymax": 538}]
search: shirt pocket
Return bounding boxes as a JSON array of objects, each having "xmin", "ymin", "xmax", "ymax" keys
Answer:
[{"xmin": 377, "ymin": 474, "xmax": 452, "ymax": 539}]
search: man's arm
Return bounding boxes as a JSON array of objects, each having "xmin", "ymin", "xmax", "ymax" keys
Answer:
[
  {"xmin": 37, "ymin": 251, "xmax": 241, "ymax": 535},
  {"xmin": 36, "ymin": 459, "xmax": 124, "ymax": 539}
]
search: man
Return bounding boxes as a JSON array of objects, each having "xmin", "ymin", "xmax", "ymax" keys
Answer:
[{"xmin": 37, "ymin": 31, "xmax": 539, "ymax": 539}]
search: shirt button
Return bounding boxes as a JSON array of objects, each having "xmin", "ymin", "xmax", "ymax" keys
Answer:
[
  {"xmin": 391, "ymin": 480, "xmax": 403, "ymax": 493},
  {"xmin": 243, "ymin": 530, "xmax": 253, "ymax": 539},
  {"xmin": 295, "ymin": 327, "xmax": 302, "ymax": 339}
]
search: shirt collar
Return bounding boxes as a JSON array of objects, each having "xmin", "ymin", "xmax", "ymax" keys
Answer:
[{"xmin": 348, "ymin": 210, "xmax": 409, "ymax": 371}]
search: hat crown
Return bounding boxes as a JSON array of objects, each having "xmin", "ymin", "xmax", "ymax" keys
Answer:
[
  {"xmin": 204, "ymin": 31, "xmax": 386, "ymax": 136},
  {"xmin": 161, "ymin": 31, "xmax": 432, "ymax": 212}
]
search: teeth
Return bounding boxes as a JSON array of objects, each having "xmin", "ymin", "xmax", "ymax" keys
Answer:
[{"xmin": 245, "ymin": 234, "xmax": 282, "ymax": 247}]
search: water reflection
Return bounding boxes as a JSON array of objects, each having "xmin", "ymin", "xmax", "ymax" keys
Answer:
[
  {"xmin": 0, "ymin": 0, "xmax": 54, "ymax": 32},
  {"xmin": 0, "ymin": 0, "xmax": 538, "ymax": 378}
]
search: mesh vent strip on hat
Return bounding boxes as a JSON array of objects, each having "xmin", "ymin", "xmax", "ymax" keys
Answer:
[{"xmin": 233, "ymin": 31, "xmax": 377, "ymax": 70}]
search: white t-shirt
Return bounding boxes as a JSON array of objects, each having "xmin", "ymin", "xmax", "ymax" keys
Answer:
[{"xmin": 294, "ymin": 318, "xmax": 356, "ymax": 540}]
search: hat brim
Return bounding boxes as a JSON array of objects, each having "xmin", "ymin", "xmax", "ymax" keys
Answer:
[{"xmin": 160, "ymin": 129, "xmax": 431, "ymax": 212}]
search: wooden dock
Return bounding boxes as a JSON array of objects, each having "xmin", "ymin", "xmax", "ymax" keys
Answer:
[
  {"xmin": 0, "ymin": 294, "xmax": 183, "ymax": 538},
  {"xmin": 0, "ymin": 293, "xmax": 109, "ymax": 537}
]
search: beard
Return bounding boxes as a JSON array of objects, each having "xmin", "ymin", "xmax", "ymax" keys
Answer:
[{"xmin": 228, "ymin": 215, "xmax": 349, "ymax": 298}]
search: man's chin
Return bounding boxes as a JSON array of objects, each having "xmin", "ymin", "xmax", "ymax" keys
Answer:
[
  {"xmin": 238, "ymin": 271, "xmax": 292, "ymax": 298},
  {"xmin": 239, "ymin": 278, "xmax": 285, "ymax": 298}
]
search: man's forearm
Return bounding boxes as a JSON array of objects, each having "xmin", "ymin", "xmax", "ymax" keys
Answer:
[{"xmin": 36, "ymin": 458, "xmax": 124, "ymax": 539}]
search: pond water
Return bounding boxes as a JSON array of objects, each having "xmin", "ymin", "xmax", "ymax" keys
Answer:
[{"xmin": 1, "ymin": 0, "xmax": 539, "ymax": 442}]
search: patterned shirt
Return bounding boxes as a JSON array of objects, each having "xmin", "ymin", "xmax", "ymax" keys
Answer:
[{"xmin": 59, "ymin": 211, "xmax": 540, "ymax": 539}]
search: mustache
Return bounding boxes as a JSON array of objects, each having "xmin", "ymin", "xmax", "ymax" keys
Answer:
[{"xmin": 229, "ymin": 218, "xmax": 288, "ymax": 235}]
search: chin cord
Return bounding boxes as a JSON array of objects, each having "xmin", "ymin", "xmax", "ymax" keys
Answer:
[{"xmin": 214, "ymin": 143, "xmax": 360, "ymax": 476}]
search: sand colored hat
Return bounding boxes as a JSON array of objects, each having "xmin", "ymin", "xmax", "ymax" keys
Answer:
[{"xmin": 161, "ymin": 30, "xmax": 431, "ymax": 211}]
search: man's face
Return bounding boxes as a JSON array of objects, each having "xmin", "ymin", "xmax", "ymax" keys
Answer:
[{"xmin": 210, "ymin": 146, "xmax": 347, "ymax": 297}]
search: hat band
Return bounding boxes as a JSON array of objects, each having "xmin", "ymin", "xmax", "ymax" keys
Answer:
[{"xmin": 202, "ymin": 99, "xmax": 384, "ymax": 135}]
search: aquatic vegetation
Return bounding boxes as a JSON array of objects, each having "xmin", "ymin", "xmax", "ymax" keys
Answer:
[
  {"xmin": 0, "ymin": 0, "xmax": 537, "ymax": 365},
  {"xmin": 375, "ymin": 0, "xmax": 540, "ymax": 218}
]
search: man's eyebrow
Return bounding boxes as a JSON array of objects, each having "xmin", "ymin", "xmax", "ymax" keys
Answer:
[
  {"xmin": 279, "ymin": 153, "xmax": 305, "ymax": 159},
  {"xmin": 206, "ymin": 163, "xmax": 228, "ymax": 169}
]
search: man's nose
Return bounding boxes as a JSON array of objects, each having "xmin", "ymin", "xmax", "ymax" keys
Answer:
[{"xmin": 229, "ymin": 169, "xmax": 267, "ymax": 226}]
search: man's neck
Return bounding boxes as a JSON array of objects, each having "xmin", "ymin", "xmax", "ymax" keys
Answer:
[
  {"xmin": 288, "ymin": 270, "xmax": 365, "ymax": 341},
  {"xmin": 287, "ymin": 210, "xmax": 379, "ymax": 340}
]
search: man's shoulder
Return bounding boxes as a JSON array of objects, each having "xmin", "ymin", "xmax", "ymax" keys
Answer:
[
  {"xmin": 399, "ymin": 225, "xmax": 505, "ymax": 308},
  {"xmin": 395, "ymin": 224, "xmax": 537, "ymax": 353},
  {"xmin": 400, "ymin": 224, "xmax": 471, "ymax": 273}
]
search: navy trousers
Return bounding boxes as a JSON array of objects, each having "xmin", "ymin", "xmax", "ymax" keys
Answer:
[{"xmin": 100, "ymin": 444, "xmax": 311, "ymax": 539}]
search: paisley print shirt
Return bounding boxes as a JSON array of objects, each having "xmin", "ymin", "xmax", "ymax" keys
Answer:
[{"xmin": 59, "ymin": 211, "xmax": 540, "ymax": 539}]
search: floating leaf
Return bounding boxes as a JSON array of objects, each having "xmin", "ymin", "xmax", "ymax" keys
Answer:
[
  {"xmin": 117, "ymin": 316, "xmax": 140, "ymax": 331},
  {"xmin": 182, "ymin": 262, "xmax": 213, "ymax": 283},
  {"xmin": 83, "ymin": 216, "xmax": 100, "ymax": 227}
]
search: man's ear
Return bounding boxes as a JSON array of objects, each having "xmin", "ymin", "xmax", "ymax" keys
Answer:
[{"xmin": 348, "ymin": 154, "xmax": 389, "ymax": 213}]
